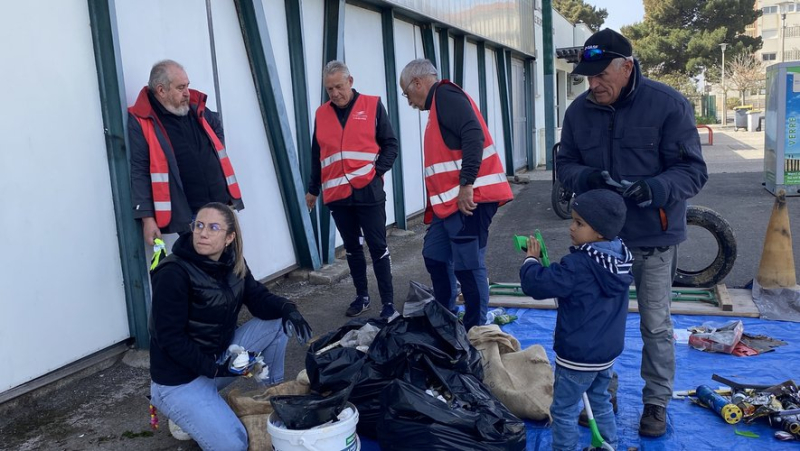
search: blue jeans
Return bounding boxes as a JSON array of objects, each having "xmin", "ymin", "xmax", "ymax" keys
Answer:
[
  {"xmin": 150, "ymin": 318, "xmax": 288, "ymax": 450},
  {"xmin": 550, "ymin": 365, "xmax": 617, "ymax": 451},
  {"xmin": 422, "ymin": 203, "xmax": 497, "ymax": 330}
]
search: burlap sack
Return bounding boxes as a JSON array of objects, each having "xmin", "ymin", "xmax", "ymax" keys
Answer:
[
  {"xmin": 467, "ymin": 324, "xmax": 553, "ymax": 422},
  {"xmin": 227, "ymin": 370, "xmax": 311, "ymax": 451}
]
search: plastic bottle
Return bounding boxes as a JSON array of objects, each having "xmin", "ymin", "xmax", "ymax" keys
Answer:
[{"xmin": 485, "ymin": 308, "xmax": 506, "ymax": 325}]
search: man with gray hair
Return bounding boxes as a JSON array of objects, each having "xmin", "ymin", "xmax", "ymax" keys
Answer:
[
  {"xmin": 128, "ymin": 59, "xmax": 243, "ymax": 245},
  {"xmin": 557, "ymin": 28, "xmax": 707, "ymax": 438},
  {"xmin": 306, "ymin": 60, "xmax": 399, "ymax": 319},
  {"xmin": 398, "ymin": 58, "xmax": 513, "ymax": 331}
]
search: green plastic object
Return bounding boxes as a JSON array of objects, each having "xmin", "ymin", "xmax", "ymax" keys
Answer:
[{"xmin": 513, "ymin": 231, "xmax": 550, "ymax": 267}]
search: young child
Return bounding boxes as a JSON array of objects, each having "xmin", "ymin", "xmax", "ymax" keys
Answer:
[{"xmin": 519, "ymin": 189, "xmax": 633, "ymax": 451}]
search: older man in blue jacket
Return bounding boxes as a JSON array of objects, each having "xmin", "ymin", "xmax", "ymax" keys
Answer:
[{"xmin": 557, "ymin": 29, "xmax": 708, "ymax": 438}]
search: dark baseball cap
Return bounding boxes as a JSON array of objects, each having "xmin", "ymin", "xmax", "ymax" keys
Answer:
[{"xmin": 572, "ymin": 29, "xmax": 633, "ymax": 76}]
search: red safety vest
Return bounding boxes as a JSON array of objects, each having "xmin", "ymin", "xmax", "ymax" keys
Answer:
[
  {"xmin": 423, "ymin": 81, "xmax": 513, "ymax": 223},
  {"xmin": 315, "ymin": 95, "xmax": 380, "ymax": 204},
  {"xmin": 132, "ymin": 89, "xmax": 241, "ymax": 228}
]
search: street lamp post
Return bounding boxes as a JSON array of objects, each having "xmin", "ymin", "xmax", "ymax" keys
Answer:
[
  {"xmin": 779, "ymin": 0, "xmax": 797, "ymax": 63},
  {"xmin": 720, "ymin": 43, "xmax": 728, "ymax": 126}
]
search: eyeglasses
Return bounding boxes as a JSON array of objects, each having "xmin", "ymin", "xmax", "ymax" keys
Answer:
[
  {"xmin": 401, "ymin": 79, "xmax": 416, "ymax": 98},
  {"xmin": 190, "ymin": 220, "xmax": 228, "ymax": 234},
  {"xmin": 580, "ymin": 48, "xmax": 628, "ymax": 62}
]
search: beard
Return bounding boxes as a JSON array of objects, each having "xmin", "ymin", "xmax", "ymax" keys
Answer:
[{"xmin": 164, "ymin": 103, "xmax": 190, "ymax": 116}]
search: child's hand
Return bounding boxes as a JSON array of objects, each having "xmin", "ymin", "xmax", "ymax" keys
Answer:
[{"xmin": 526, "ymin": 236, "xmax": 541, "ymax": 258}]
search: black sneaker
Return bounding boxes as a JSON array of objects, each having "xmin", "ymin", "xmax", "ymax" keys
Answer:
[
  {"xmin": 380, "ymin": 303, "xmax": 398, "ymax": 319},
  {"xmin": 579, "ymin": 371, "xmax": 618, "ymax": 427},
  {"xmin": 639, "ymin": 404, "xmax": 667, "ymax": 437},
  {"xmin": 345, "ymin": 296, "xmax": 370, "ymax": 317}
]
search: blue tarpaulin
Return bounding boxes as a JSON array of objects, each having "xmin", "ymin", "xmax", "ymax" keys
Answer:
[{"xmin": 361, "ymin": 308, "xmax": 800, "ymax": 450}]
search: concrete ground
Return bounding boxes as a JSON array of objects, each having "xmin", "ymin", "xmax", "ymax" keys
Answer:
[{"xmin": 2, "ymin": 127, "xmax": 799, "ymax": 451}]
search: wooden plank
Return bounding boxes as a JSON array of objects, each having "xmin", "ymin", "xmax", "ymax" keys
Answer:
[
  {"xmin": 716, "ymin": 284, "xmax": 733, "ymax": 311},
  {"xmin": 489, "ymin": 287, "xmax": 761, "ymax": 318}
]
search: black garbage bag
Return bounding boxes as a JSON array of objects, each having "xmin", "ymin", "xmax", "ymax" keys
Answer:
[
  {"xmin": 377, "ymin": 356, "xmax": 527, "ymax": 450},
  {"xmin": 269, "ymin": 387, "xmax": 350, "ymax": 429},
  {"xmin": 368, "ymin": 298, "xmax": 483, "ymax": 380},
  {"xmin": 305, "ymin": 282, "xmax": 486, "ymax": 440}
]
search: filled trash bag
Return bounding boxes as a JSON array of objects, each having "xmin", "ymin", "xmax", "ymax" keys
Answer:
[
  {"xmin": 269, "ymin": 388, "xmax": 350, "ymax": 430},
  {"xmin": 376, "ymin": 357, "xmax": 526, "ymax": 450},
  {"xmin": 368, "ymin": 299, "xmax": 483, "ymax": 380}
]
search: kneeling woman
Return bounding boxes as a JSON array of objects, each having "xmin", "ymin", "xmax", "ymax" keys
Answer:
[{"xmin": 149, "ymin": 202, "xmax": 312, "ymax": 450}]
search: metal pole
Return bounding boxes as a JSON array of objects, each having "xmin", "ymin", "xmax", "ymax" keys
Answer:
[
  {"xmin": 782, "ymin": 12, "xmax": 787, "ymax": 63},
  {"xmin": 720, "ymin": 43, "xmax": 727, "ymax": 126}
]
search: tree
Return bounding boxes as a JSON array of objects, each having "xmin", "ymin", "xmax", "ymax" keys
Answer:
[
  {"xmin": 621, "ymin": 0, "xmax": 761, "ymax": 79},
  {"xmin": 727, "ymin": 53, "xmax": 764, "ymax": 105},
  {"xmin": 651, "ymin": 73, "xmax": 700, "ymax": 102},
  {"xmin": 553, "ymin": 0, "xmax": 607, "ymax": 32}
]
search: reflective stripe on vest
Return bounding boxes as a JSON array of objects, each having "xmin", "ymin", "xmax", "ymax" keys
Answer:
[
  {"xmin": 138, "ymin": 119, "xmax": 172, "ymax": 228},
  {"xmin": 422, "ymin": 81, "xmax": 513, "ymax": 223},
  {"xmin": 315, "ymin": 95, "xmax": 380, "ymax": 204},
  {"xmin": 136, "ymin": 112, "xmax": 241, "ymax": 228},
  {"xmin": 198, "ymin": 115, "xmax": 242, "ymax": 200}
]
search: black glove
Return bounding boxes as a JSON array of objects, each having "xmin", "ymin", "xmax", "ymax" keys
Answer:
[
  {"xmin": 281, "ymin": 304, "xmax": 313, "ymax": 345},
  {"xmin": 622, "ymin": 179, "xmax": 653, "ymax": 207},
  {"xmin": 214, "ymin": 356, "xmax": 244, "ymax": 378},
  {"xmin": 585, "ymin": 170, "xmax": 622, "ymax": 192}
]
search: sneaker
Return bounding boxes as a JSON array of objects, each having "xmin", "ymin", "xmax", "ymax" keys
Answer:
[
  {"xmin": 380, "ymin": 303, "xmax": 398, "ymax": 319},
  {"xmin": 168, "ymin": 419, "xmax": 191, "ymax": 441},
  {"xmin": 639, "ymin": 404, "xmax": 667, "ymax": 437},
  {"xmin": 345, "ymin": 296, "xmax": 370, "ymax": 317},
  {"xmin": 579, "ymin": 371, "xmax": 618, "ymax": 428}
]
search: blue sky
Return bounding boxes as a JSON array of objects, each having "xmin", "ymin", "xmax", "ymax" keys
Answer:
[{"xmin": 591, "ymin": 0, "xmax": 645, "ymax": 32}]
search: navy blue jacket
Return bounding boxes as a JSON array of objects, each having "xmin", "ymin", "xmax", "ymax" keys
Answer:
[
  {"xmin": 556, "ymin": 61, "xmax": 708, "ymax": 248},
  {"xmin": 520, "ymin": 240, "xmax": 633, "ymax": 371}
]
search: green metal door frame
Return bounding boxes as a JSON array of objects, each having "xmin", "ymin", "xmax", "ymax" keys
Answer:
[
  {"xmin": 543, "ymin": 0, "xmax": 556, "ymax": 170},
  {"xmin": 477, "ymin": 41, "xmax": 488, "ymax": 121},
  {"xmin": 524, "ymin": 58, "xmax": 536, "ymax": 170},
  {"xmin": 453, "ymin": 34, "xmax": 465, "ymax": 87},
  {"xmin": 496, "ymin": 48, "xmax": 515, "ymax": 176},
  {"xmin": 284, "ymin": 0, "xmax": 312, "ymax": 187},
  {"xmin": 87, "ymin": 0, "xmax": 150, "ymax": 347},
  {"xmin": 235, "ymin": 0, "xmax": 321, "ymax": 270},
  {"xmin": 438, "ymin": 27, "xmax": 450, "ymax": 80},
  {"xmin": 421, "ymin": 24, "xmax": 437, "ymax": 68},
  {"xmin": 381, "ymin": 8, "xmax": 407, "ymax": 230}
]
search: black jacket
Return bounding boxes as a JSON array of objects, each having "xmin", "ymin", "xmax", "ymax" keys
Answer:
[
  {"xmin": 149, "ymin": 233, "xmax": 291, "ymax": 386},
  {"xmin": 307, "ymin": 90, "xmax": 399, "ymax": 206},
  {"xmin": 128, "ymin": 88, "xmax": 244, "ymax": 234}
]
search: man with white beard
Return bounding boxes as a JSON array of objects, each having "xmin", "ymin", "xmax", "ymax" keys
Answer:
[{"xmin": 128, "ymin": 59, "xmax": 243, "ymax": 245}]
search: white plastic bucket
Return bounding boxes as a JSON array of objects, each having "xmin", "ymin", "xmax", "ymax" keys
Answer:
[{"xmin": 267, "ymin": 403, "xmax": 360, "ymax": 451}]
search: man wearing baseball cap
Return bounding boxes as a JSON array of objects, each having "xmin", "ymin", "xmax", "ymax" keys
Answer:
[{"xmin": 556, "ymin": 28, "xmax": 708, "ymax": 438}]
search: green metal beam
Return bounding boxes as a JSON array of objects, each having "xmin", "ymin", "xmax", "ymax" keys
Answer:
[
  {"xmin": 86, "ymin": 0, "xmax": 149, "ymax": 348},
  {"xmin": 421, "ymin": 24, "xmax": 437, "ymax": 67},
  {"xmin": 524, "ymin": 58, "xmax": 536, "ymax": 170},
  {"xmin": 477, "ymin": 42, "xmax": 488, "ymax": 121},
  {"xmin": 496, "ymin": 49, "xmax": 515, "ymax": 175},
  {"xmin": 437, "ymin": 28, "xmax": 450, "ymax": 80},
  {"xmin": 381, "ymin": 8, "xmax": 407, "ymax": 230},
  {"xmin": 317, "ymin": 0, "xmax": 346, "ymax": 264},
  {"xmin": 453, "ymin": 34, "xmax": 465, "ymax": 87},
  {"xmin": 235, "ymin": 0, "xmax": 321, "ymax": 270},
  {"xmin": 543, "ymin": 0, "xmax": 556, "ymax": 170},
  {"xmin": 284, "ymin": 0, "xmax": 312, "ymax": 187}
]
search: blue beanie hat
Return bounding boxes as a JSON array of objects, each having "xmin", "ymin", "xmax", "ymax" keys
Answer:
[{"xmin": 571, "ymin": 189, "xmax": 627, "ymax": 239}]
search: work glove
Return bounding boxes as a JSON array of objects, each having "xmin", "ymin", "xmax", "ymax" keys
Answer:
[
  {"xmin": 282, "ymin": 304, "xmax": 313, "ymax": 345},
  {"xmin": 622, "ymin": 179, "xmax": 654, "ymax": 208},
  {"xmin": 585, "ymin": 170, "xmax": 616, "ymax": 191}
]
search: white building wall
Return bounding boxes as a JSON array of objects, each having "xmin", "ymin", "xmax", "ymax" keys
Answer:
[
  {"xmin": 485, "ymin": 47, "xmax": 508, "ymax": 173},
  {"xmin": 0, "ymin": 0, "xmax": 129, "ymax": 392},
  {"xmin": 464, "ymin": 41, "xmax": 481, "ymax": 109}
]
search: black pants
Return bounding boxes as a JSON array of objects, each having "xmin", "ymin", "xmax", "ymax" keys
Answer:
[{"xmin": 329, "ymin": 203, "xmax": 393, "ymax": 305}]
